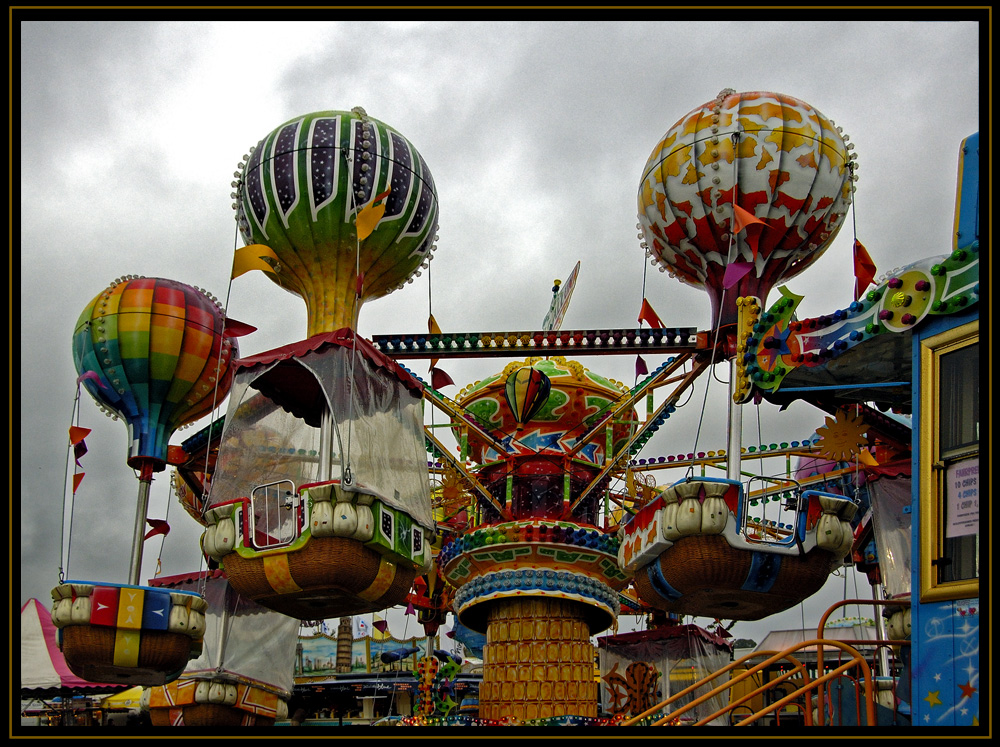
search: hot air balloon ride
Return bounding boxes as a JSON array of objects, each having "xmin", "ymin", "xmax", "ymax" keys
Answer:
[
  {"xmin": 53, "ymin": 276, "xmax": 239, "ymax": 685},
  {"xmin": 200, "ymin": 108, "xmax": 437, "ymax": 621},
  {"xmin": 637, "ymin": 89, "xmax": 856, "ymax": 332},
  {"xmin": 621, "ymin": 90, "xmax": 862, "ymax": 621},
  {"xmin": 233, "ymin": 106, "xmax": 439, "ymax": 337}
]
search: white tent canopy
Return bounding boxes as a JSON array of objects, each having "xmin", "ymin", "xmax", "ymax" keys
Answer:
[{"xmin": 20, "ymin": 598, "xmax": 125, "ymax": 697}]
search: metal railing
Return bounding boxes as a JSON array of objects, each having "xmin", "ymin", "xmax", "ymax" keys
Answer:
[{"xmin": 619, "ymin": 599, "xmax": 911, "ymax": 727}]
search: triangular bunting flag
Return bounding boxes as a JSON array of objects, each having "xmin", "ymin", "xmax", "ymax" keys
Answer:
[
  {"xmin": 431, "ymin": 367, "xmax": 455, "ymax": 389},
  {"xmin": 428, "ymin": 314, "xmax": 442, "ymax": 336},
  {"xmin": 723, "ymin": 261, "xmax": 754, "ymax": 289},
  {"xmin": 74, "ymin": 440, "xmax": 88, "ymax": 465},
  {"xmin": 356, "ymin": 189, "xmax": 391, "ymax": 240},
  {"xmin": 144, "ymin": 518, "xmax": 171, "ymax": 541},
  {"xmin": 635, "ymin": 355, "xmax": 648, "ymax": 378},
  {"xmin": 76, "ymin": 371, "xmax": 106, "ymax": 390},
  {"xmin": 637, "ymin": 298, "xmax": 665, "ymax": 329},
  {"xmin": 223, "ymin": 317, "xmax": 258, "ymax": 338},
  {"xmin": 69, "ymin": 426, "xmax": 91, "ymax": 446},
  {"xmin": 72, "ymin": 473, "xmax": 85, "ymax": 494},
  {"xmin": 429, "ymin": 314, "xmax": 442, "ymax": 369},
  {"xmin": 732, "ymin": 205, "xmax": 766, "ymax": 259},
  {"xmin": 731, "ymin": 204, "xmax": 765, "ymax": 233},
  {"xmin": 232, "ymin": 244, "xmax": 280, "ymax": 279},
  {"xmin": 853, "ymin": 239, "xmax": 877, "ymax": 300},
  {"xmin": 405, "ymin": 602, "xmax": 415, "ymax": 615}
]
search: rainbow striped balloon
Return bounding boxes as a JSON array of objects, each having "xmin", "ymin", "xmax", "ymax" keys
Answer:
[
  {"xmin": 72, "ymin": 277, "xmax": 238, "ymax": 471},
  {"xmin": 504, "ymin": 366, "xmax": 551, "ymax": 426},
  {"xmin": 234, "ymin": 108, "xmax": 440, "ymax": 337}
]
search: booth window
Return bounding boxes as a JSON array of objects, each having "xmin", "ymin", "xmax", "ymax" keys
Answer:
[{"xmin": 919, "ymin": 320, "xmax": 979, "ymax": 602}]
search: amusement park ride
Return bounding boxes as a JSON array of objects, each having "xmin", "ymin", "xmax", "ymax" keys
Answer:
[{"xmin": 51, "ymin": 91, "xmax": 981, "ymax": 728}]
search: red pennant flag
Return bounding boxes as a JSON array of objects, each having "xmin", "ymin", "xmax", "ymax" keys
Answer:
[
  {"xmin": 431, "ymin": 367, "xmax": 455, "ymax": 389},
  {"xmin": 635, "ymin": 355, "xmax": 648, "ymax": 378},
  {"xmin": 223, "ymin": 317, "xmax": 257, "ymax": 338},
  {"xmin": 637, "ymin": 298, "xmax": 665, "ymax": 329},
  {"xmin": 373, "ymin": 619, "xmax": 388, "ymax": 633},
  {"xmin": 144, "ymin": 518, "xmax": 171, "ymax": 541},
  {"xmin": 445, "ymin": 630, "xmax": 456, "ymax": 639},
  {"xmin": 853, "ymin": 239, "xmax": 877, "ymax": 299},
  {"xmin": 405, "ymin": 602, "xmax": 415, "ymax": 615},
  {"xmin": 69, "ymin": 426, "xmax": 91, "ymax": 446},
  {"xmin": 72, "ymin": 473, "xmax": 85, "ymax": 494}
]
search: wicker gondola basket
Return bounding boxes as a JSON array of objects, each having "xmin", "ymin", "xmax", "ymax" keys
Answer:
[
  {"xmin": 148, "ymin": 703, "xmax": 275, "ymax": 727},
  {"xmin": 223, "ymin": 536, "xmax": 416, "ymax": 620},
  {"xmin": 632, "ymin": 534, "xmax": 839, "ymax": 621},
  {"xmin": 61, "ymin": 624, "xmax": 193, "ymax": 686}
]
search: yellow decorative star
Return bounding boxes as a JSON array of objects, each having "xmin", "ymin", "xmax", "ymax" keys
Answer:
[{"xmin": 924, "ymin": 690, "xmax": 943, "ymax": 708}]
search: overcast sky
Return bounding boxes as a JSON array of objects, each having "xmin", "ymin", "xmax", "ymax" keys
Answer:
[{"xmin": 17, "ymin": 18, "xmax": 983, "ymax": 648}]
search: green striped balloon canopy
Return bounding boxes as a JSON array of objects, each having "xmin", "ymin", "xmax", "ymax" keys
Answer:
[
  {"xmin": 234, "ymin": 108, "xmax": 440, "ymax": 337},
  {"xmin": 73, "ymin": 277, "xmax": 239, "ymax": 472}
]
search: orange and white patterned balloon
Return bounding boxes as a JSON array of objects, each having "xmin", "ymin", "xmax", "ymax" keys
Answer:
[{"xmin": 638, "ymin": 89, "xmax": 856, "ymax": 328}]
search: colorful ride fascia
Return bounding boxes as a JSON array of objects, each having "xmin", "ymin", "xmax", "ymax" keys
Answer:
[
  {"xmin": 454, "ymin": 356, "xmax": 637, "ymax": 466},
  {"xmin": 202, "ymin": 479, "xmax": 433, "ymax": 573},
  {"xmin": 50, "ymin": 581, "xmax": 207, "ymax": 660},
  {"xmin": 743, "ymin": 244, "xmax": 980, "ymax": 399},
  {"xmin": 145, "ymin": 673, "xmax": 290, "ymax": 721},
  {"xmin": 440, "ymin": 520, "xmax": 629, "ymax": 631},
  {"xmin": 617, "ymin": 477, "xmax": 859, "ymax": 574}
]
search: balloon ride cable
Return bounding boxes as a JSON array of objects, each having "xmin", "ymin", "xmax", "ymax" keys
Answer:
[
  {"xmin": 59, "ymin": 385, "xmax": 85, "ymax": 583},
  {"xmin": 150, "ymin": 475, "xmax": 175, "ymax": 580},
  {"xmin": 427, "ymin": 262, "xmax": 436, "ymax": 434},
  {"xmin": 343, "ymin": 181, "xmax": 364, "ymax": 486},
  {"xmin": 689, "ymin": 130, "xmax": 745, "ymax": 479},
  {"xmin": 199, "ymin": 233, "xmax": 242, "ymax": 525}
]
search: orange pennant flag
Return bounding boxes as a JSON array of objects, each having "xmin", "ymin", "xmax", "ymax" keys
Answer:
[
  {"xmin": 731, "ymin": 205, "xmax": 766, "ymax": 260},
  {"xmin": 853, "ymin": 239, "xmax": 877, "ymax": 300},
  {"xmin": 638, "ymin": 298, "xmax": 665, "ymax": 329},
  {"xmin": 232, "ymin": 244, "xmax": 280, "ymax": 279},
  {"xmin": 731, "ymin": 204, "xmax": 765, "ymax": 233},
  {"xmin": 69, "ymin": 426, "xmax": 91, "ymax": 446},
  {"xmin": 356, "ymin": 189, "xmax": 392, "ymax": 240},
  {"xmin": 73, "ymin": 473, "xmax": 85, "ymax": 494}
]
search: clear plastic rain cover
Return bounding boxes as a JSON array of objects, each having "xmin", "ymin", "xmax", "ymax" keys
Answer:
[
  {"xmin": 209, "ymin": 343, "xmax": 433, "ymax": 532},
  {"xmin": 176, "ymin": 574, "xmax": 299, "ymax": 694},
  {"xmin": 598, "ymin": 626, "xmax": 732, "ymax": 725}
]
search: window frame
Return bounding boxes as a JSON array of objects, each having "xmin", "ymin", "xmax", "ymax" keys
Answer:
[{"xmin": 918, "ymin": 319, "xmax": 979, "ymax": 602}]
